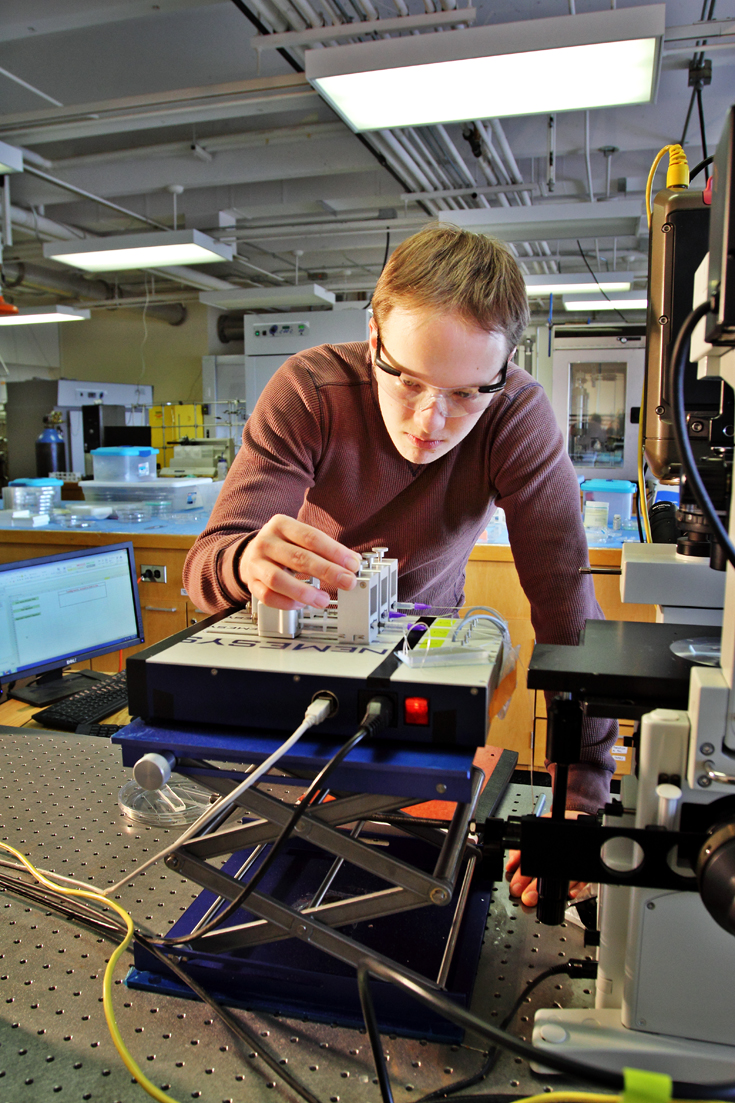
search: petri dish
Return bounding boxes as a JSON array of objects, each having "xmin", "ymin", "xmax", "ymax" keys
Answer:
[{"xmin": 118, "ymin": 777, "xmax": 211, "ymax": 825}]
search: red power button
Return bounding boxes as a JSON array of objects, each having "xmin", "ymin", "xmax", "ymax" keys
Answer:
[{"xmin": 404, "ymin": 696, "xmax": 430, "ymax": 725}]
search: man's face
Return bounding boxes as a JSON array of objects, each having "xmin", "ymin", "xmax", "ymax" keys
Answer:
[{"xmin": 369, "ymin": 307, "xmax": 512, "ymax": 465}]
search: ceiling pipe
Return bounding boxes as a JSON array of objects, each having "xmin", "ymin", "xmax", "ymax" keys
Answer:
[
  {"xmin": 1, "ymin": 261, "xmax": 187, "ymax": 325},
  {"xmin": 395, "ymin": 131, "xmax": 454, "ymax": 206},
  {"xmin": 9, "ymin": 202, "xmax": 86, "ymax": 242},
  {"xmin": 486, "ymin": 118, "xmax": 558, "ymax": 273},
  {"xmin": 433, "ymin": 126, "xmax": 492, "ymax": 209},
  {"xmin": 406, "ymin": 129, "xmax": 465, "ymax": 208},
  {"xmin": 375, "ymin": 131, "xmax": 439, "ymax": 202},
  {"xmin": 23, "ymin": 165, "xmax": 170, "ymax": 231}
]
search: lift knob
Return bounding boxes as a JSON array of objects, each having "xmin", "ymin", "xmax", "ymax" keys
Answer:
[{"xmin": 133, "ymin": 752, "xmax": 176, "ymax": 791}]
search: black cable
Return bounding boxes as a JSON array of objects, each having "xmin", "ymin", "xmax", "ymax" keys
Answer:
[
  {"xmin": 358, "ymin": 956, "xmax": 620, "ymax": 1096},
  {"xmin": 680, "ymin": 88, "xmax": 698, "ymax": 148},
  {"xmin": 157, "ymin": 697, "xmax": 393, "ymax": 947},
  {"xmin": 418, "ymin": 961, "xmax": 584, "ymax": 1102},
  {"xmin": 381, "ymin": 227, "xmax": 391, "ymax": 273},
  {"xmin": 0, "ymin": 871, "xmax": 126, "ymax": 940},
  {"xmin": 696, "ymin": 87, "xmax": 709, "ymax": 180},
  {"xmin": 634, "ymin": 484, "xmax": 645, "ymax": 543},
  {"xmin": 228, "ymin": 0, "xmax": 303, "ymax": 73},
  {"xmin": 365, "ymin": 228, "xmax": 391, "ymax": 308},
  {"xmin": 0, "ymin": 868, "xmax": 320, "ymax": 1103},
  {"xmin": 358, "ymin": 955, "xmax": 735, "ymax": 1100},
  {"xmin": 681, "ymin": 0, "xmax": 716, "ymax": 148},
  {"xmin": 575, "ymin": 240, "xmax": 629, "ymax": 324},
  {"xmin": 689, "ymin": 155, "xmax": 715, "ymax": 181},
  {"xmin": 670, "ymin": 300, "xmax": 735, "ymax": 569},
  {"xmin": 135, "ymin": 932, "xmax": 322, "ymax": 1103}
]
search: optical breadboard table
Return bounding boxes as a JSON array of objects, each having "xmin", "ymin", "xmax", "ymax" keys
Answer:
[{"xmin": 0, "ymin": 722, "xmax": 600, "ymax": 1101}]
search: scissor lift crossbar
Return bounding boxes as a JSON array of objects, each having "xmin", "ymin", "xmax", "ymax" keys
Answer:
[{"xmin": 162, "ymin": 764, "xmax": 485, "ymax": 985}]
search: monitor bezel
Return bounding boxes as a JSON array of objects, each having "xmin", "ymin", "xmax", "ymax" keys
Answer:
[{"xmin": 0, "ymin": 541, "xmax": 145, "ymax": 688}]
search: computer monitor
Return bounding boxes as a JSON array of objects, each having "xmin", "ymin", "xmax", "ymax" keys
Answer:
[{"xmin": 0, "ymin": 542, "xmax": 144, "ymax": 706}]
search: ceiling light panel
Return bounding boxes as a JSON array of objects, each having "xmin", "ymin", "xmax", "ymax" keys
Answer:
[
  {"xmin": 306, "ymin": 5, "xmax": 664, "ymax": 131},
  {"xmin": 447, "ymin": 200, "xmax": 645, "ymax": 242},
  {"xmin": 0, "ymin": 140, "xmax": 23, "ymax": 174},
  {"xmin": 525, "ymin": 274, "xmax": 635, "ymax": 296},
  {"xmin": 199, "ymin": 284, "xmax": 335, "ymax": 310},
  {"xmin": 44, "ymin": 230, "xmax": 233, "ymax": 273},
  {"xmin": 0, "ymin": 306, "xmax": 90, "ymax": 325},
  {"xmin": 563, "ymin": 294, "xmax": 648, "ymax": 311}
]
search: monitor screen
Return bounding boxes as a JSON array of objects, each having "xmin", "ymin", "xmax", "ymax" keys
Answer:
[{"xmin": 0, "ymin": 542, "xmax": 144, "ymax": 702}]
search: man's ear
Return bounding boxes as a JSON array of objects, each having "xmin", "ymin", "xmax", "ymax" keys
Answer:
[
  {"xmin": 368, "ymin": 317, "xmax": 378, "ymax": 353},
  {"xmin": 507, "ymin": 346, "xmax": 517, "ymax": 365}
]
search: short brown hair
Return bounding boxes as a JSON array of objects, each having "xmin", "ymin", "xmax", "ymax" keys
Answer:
[{"xmin": 371, "ymin": 224, "xmax": 529, "ymax": 352}]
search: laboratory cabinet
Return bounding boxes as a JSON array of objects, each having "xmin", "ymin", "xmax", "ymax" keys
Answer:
[
  {"xmin": 0, "ymin": 529, "xmax": 653, "ymax": 771},
  {"xmin": 202, "ymin": 308, "xmax": 370, "ymax": 444},
  {"xmin": 551, "ymin": 333, "xmax": 646, "ymax": 484}
]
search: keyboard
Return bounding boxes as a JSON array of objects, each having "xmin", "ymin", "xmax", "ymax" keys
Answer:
[
  {"xmin": 34, "ymin": 671, "xmax": 129, "ymax": 733},
  {"xmin": 75, "ymin": 723, "xmax": 123, "ymax": 738}
]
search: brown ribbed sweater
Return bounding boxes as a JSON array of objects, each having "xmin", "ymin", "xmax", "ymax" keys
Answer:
[{"xmin": 184, "ymin": 341, "xmax": 617, "ymax": 812}]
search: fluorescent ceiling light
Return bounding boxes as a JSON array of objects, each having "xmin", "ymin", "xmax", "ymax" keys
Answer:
[
  {"xmin": 199, "ymin": 284, "xmax": 335, "ymax": 309},
  {"xmin": 306, "ymin": 5, "xmax": 664, "ymax": 130},
  {"xmin": 563, "ymin": 293, "xmax": 648, "ymax": 311},
  {"xmin": 525, "ymin": 274, "xmax": 634, "ymax": 296},
  {"xmin": 0, "ymin": 305, "xmax": 91, "ymax": 325},
  {"xmin": 0, "ymin": 140, "xmax": 23, "ymax": 174},
  {"xmin": 446, "ymin": 200, "xmax": 645, "ymax": 242},
  {"xmin": 44, "ymin": 230, "xmax": 233, "ymax": 273}
]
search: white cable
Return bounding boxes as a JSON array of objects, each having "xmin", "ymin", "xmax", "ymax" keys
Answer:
[
  {"xmin": 451, "ymin": 605, "xmax": 510, "ymax": 649},
  {"xmin": 102, "ymin": 696, "xmax": 334, "ymax": 897}
]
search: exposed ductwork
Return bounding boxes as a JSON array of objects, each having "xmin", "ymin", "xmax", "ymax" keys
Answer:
[{"xmin": 1, "ymin": 260, "xmax": 187, "ymax": 326}]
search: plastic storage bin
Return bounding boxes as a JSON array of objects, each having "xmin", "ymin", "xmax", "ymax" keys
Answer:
[
  {"xmin": 3, "ymin": 478, "xmax": 63, "ymax": 513},
  {"xmin": 91, "ymin": 446, "xmax": 159, "ymax": 482},
  {"xmin": 82, "ymin": 477, "xmax": 211, "ymax": 511},
  {"xmin": 580, "ymin": 479, "xmax": 636, "ymax": 522}
]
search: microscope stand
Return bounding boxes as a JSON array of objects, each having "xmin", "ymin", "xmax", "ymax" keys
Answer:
[{"xmin": 533, "ymin": 1008, "xmax": 735, "ymax": 1080}]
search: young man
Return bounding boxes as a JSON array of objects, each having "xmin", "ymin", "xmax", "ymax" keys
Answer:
[{"xmin": 184, "ymin": 225, "xmax": 616, "ymax": 900}]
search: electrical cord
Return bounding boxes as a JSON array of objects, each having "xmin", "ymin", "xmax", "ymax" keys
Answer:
[
  {"xmin": 645, "ymin": 145, "xmax": 689, "ymax": 230},
  {"xmin": 689, "ymin": 155, "xmax": 715, "ymax": 181},
  {"xmin": 0, "ymin": 857, "xmax": 320, "ymax": 1103},
  {"xmin": 155, "ymin": 695, "xmax": 394, "ymax": 947},
  {"xmin": 634, "ymin": 484, "xmax": 646, "ymax": 544},
  {"xmin": 134, "ymin": 931, "xmax": 322, "ymax": 1103},
  {"xmin": 357, "ymin": 955, "xmax": 735, "ymax": 1101},
  {"xmin": 0, "ymin": 841, "xmax": 183, "ymax": 1103},
  {"xmin": 696, "ymin": 86, "xmax": 709, "ymax": 180},
  {"xmin": 637, "ymin": 386, "xmax": 652, "ymax": 543},
  {"xmin": 575, "ymin": 240, "xmax": 629, "ymax": 325},
  {"xmin": 670, "ymin": 300, "xmax": 735, "ymax": 570},
  {"xmin": 0, "ymin": 869, "xmax": 127, "ymax": 939},
  {"xmin": 418, "ymin": 960, "xmax": 595, "ymax": 1102},
  {"xmin": 103, "ymin": 693, "xmax": 335, "ymax": 898}
]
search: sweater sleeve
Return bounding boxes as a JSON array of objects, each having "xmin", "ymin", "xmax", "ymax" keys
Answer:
[
  {"xmin": 183, "ymin": 357, "xmax": 323, "ymax": 613},
  {"xmin": 489, "ymin": 376, "xmax": 617, "ymax": 814}
]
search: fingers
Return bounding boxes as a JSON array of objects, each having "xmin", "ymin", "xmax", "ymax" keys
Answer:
[
  {"xmin": 267, "ymin": 516, "xmax": 363, "ymax": 585},
  {"xmin": 505, "ymin": 849, "xmax": 521, "ymax": 876},
  {"xmin": 241, "ymin": 516, "xmax": 363, "ymax": 610}
]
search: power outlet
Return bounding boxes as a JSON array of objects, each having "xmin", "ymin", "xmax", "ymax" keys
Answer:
[{"xmin": 140, "ymin": 564, "xmax": 167, "ymax": 583}]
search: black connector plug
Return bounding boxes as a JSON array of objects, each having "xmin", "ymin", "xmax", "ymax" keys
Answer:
[
  {"xmin": 359, "ymin": 695, "xmax": 394, "ymax": 735},
  {"xmin": 566, "ymin": 958, "xmax": 598, "ymax": 980}
]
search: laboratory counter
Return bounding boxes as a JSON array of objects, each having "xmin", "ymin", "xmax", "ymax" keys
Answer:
[
  {"xmin": 0, "ymin": 516, "xmax": 654, "ymax": 773},
  {"xmin": 0, "ymin": 698, "xmax": 604, "ymax": 1102}
]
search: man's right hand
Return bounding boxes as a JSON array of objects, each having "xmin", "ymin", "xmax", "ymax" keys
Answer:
[{"xmin": 239, "ymin": 514, "xmax": 363, "ymax": 610}]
